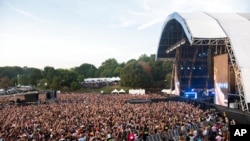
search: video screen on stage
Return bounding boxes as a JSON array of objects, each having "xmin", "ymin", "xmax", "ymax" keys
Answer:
[
  {"xmin": 174, "ymin": 65, "xmax": 180, "ymax": 95},
  {"xmin": 213, "ymin": 54, "xmax": 228, "ymax": 106}
]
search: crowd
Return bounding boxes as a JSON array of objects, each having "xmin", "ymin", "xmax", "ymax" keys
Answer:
[{"xmin": 0, "ymin": 93, "xmax": 232, "ymax": 141}]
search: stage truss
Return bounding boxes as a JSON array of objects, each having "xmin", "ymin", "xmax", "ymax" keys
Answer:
[
  {"xmin": 225, "ymin": 38, "xmax": 249, "ymax": 112},
  {"xmin": 168, "ymin": 37, "xmax": 249, "ymax": 112}
]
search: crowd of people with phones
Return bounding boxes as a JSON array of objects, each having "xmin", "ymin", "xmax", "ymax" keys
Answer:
[{"xmin": 0, "ymin": 93, "xmax": 232, "ymax": 141}]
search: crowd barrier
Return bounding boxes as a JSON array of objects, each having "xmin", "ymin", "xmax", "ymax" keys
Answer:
[{"xmin": 144, "ymin": 120, "xmax": 213, "ymax": 141}]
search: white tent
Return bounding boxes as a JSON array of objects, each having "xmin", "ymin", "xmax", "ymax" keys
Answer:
[
  {"xmin": 161, "ymin": 89, "xmax": 177, "ymax": 95},
  {"xmin": 129, "ymin": 89, "xmax": 145, "ymax": 95},
  {"xmin": 118, "ymin": 89, "xmax": 126, "ymax": 94},
  {"xmin": 161, "ymin": 89, "xmax": 171, "ymax": 94},
  {"xmin": 111, "ymin": 89, "xmax": 119, "ymax": 94},
  {"xmin": 110, "ymin": 77, "xmax": 121, "ymax": 82}
]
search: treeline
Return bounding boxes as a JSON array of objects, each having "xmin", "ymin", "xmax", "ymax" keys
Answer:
[{"xmin": 0, "ymin": 54, "xmax": 173, "ymax": 92}]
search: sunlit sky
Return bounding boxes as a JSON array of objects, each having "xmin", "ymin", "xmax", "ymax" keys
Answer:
[{"xmin": 1, "ymin": 0, "xmax": 250, "ymax": 69}]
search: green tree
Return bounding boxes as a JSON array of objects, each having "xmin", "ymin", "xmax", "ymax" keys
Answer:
[
  {"xmin": 97, "ymin": 58, "xmax": 119, "ymax": 77},
  {"xmin": 120, "ymin": 61, "xmax": 151, "ymax": 88},
  {"xmin": 77, "ymin": 75, "xmax": 85, "ymax": 82},
  {"xmin": 43, "ymin": 66, "xmax": 56, "ymax": 85},
  {"xmin": 51, "ymin": 76, "xmax": 61, "ymax": 90},
  {"xmin": 165, "ymin": 73, "xmax": 172, "ymax": 89},
  {"xmin": 0, "ymin": 53, "xmax": 173, "ymax": 92},
  {"xmin": 138, "ymin": 54, "xmax": 151, "ymax": 62},
  {"xmin": 19, "ymin": 74, "xmax": 30, "ymax": 86},
  {"xmin": 37, "ymin": 79, "xmax": 47, "ymax": 89},
  {"xmin": 29, "ymin": 68, "xmax": 43, "ymax": 86},
  {"xmin": 0, "ymin": 66, "xmax": 23, "ymax": 83},
  {"xmin": 57, "ymin": 69, "xmax": 78, "ymax": 88},
  {"xmin": 113, "ymin": 66, "xmax": 122, "ymax": 77},
  {"xmin": 70, "ymin": 82, "xmax": 80, "ymax": 91},
  {"xmin": 73, "ymin": 63, "xmax": 97, "ymax": 78},
  {"xmin": 163, "ymin": 61, "xmax": 173, "ymax": 88},
  {"xmin": 0, "ymin": 77, "xmax": 11, "ymax": 89}
]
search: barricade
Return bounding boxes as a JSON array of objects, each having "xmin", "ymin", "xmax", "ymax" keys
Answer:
[
  {"xmin": 146, "ymin": 135, "xmax": 153, "ymax": 141},
  {"xmin": 144, "ymin": 121, "xmax": 210, "ymax": 141},
  {"xmin": 144, "ymin": 120, "xmax": 228, "ymax": 141}
]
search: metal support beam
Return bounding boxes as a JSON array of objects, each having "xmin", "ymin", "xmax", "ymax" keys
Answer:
[
  {"xmin": 166, "ymin": 39, "xmax": 186, "ymax": 53},
  {"xmin": 192, "ymin": 39, "xmax": 226, "ymax": 46},
  {"xmin": 225, "ymin": 38, "xmax": 249, "ymax": 112},
  {"xmin": 188, "ymin": 46, "xmax": 199, "ymax": 88},
  {"xmin": 170, "ymin": 63, "xmax": 175, "ymax": 90}
]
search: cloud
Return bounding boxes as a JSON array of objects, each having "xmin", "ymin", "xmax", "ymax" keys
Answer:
[
  {"xmin": 10, "ymin": 5, "xmax": 33, "ymax": 17},
  {"xmin": 3, "ymin": 0, "xmax": 49, "ymax": 23},
  {"xmin": 109, "ymin": 16, "xmax": 138, "ymax": 28},
  {"xmin": 110, "ymin": 0, "xmax": 169, "ymax": 30},
  {"xmin": 137, "ymin": 18, "xmax": 164, "ymax": 30}
]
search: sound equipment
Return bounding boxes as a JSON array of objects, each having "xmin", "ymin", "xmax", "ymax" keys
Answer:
[{"xmin": 24, "ymin": 93, "xmax": 39, "ymax": 103}]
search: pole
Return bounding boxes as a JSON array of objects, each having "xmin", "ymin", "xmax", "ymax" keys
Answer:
[{"xmin": 17, "ymin": 74, "xmax": 20, "ymax": 86}]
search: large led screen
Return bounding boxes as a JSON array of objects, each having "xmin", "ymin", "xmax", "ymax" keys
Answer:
[
  {"xmin": 213, "ymin": 54, "xmax": 228, "ymax": 106},
  {"xmin": 174, "ymin": 64, "xmax": 180, "ymax": 95}
]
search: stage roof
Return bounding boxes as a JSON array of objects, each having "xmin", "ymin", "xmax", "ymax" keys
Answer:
[{"xmin": 156, "ymin": 12, "xmax": 250, "ymax": 103}]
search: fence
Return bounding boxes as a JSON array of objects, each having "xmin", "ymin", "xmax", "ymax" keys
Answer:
[{"xmin": 144, "ymin": 121, "xmax": 212, "ymax": 141}]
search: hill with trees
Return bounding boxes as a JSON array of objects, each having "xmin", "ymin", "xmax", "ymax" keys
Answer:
[{"xmin": 0, "ymin": 54, "xmax": 173, "ymax": 93}]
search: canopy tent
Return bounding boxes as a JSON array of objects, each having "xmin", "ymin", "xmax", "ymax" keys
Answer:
[
  {"xmin": 84, "ymin": 77, "xmax": 121, "ymax": 83},
  {"xmin": 129, "ymin": 89, "xmax": 145, "ymax": 95},
  {"xmin": 111, "ymin": 89, "xmax": 119, "ymax": 94},
  {"xmin": 118, "ymin": 89, "xmax": 126, "ymax": 94},
  {"xmin": 110, "ymin": 77, "xmax": 121, "ymax": 82},
  {"xmin": 161, "ymin": 89, "xmax": 176, "ymax": 95}
]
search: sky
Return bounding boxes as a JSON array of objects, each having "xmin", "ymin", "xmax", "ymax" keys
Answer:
[{"xmin": 0, "ymin": 0, "xmax": 250, "ymax": 69}]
